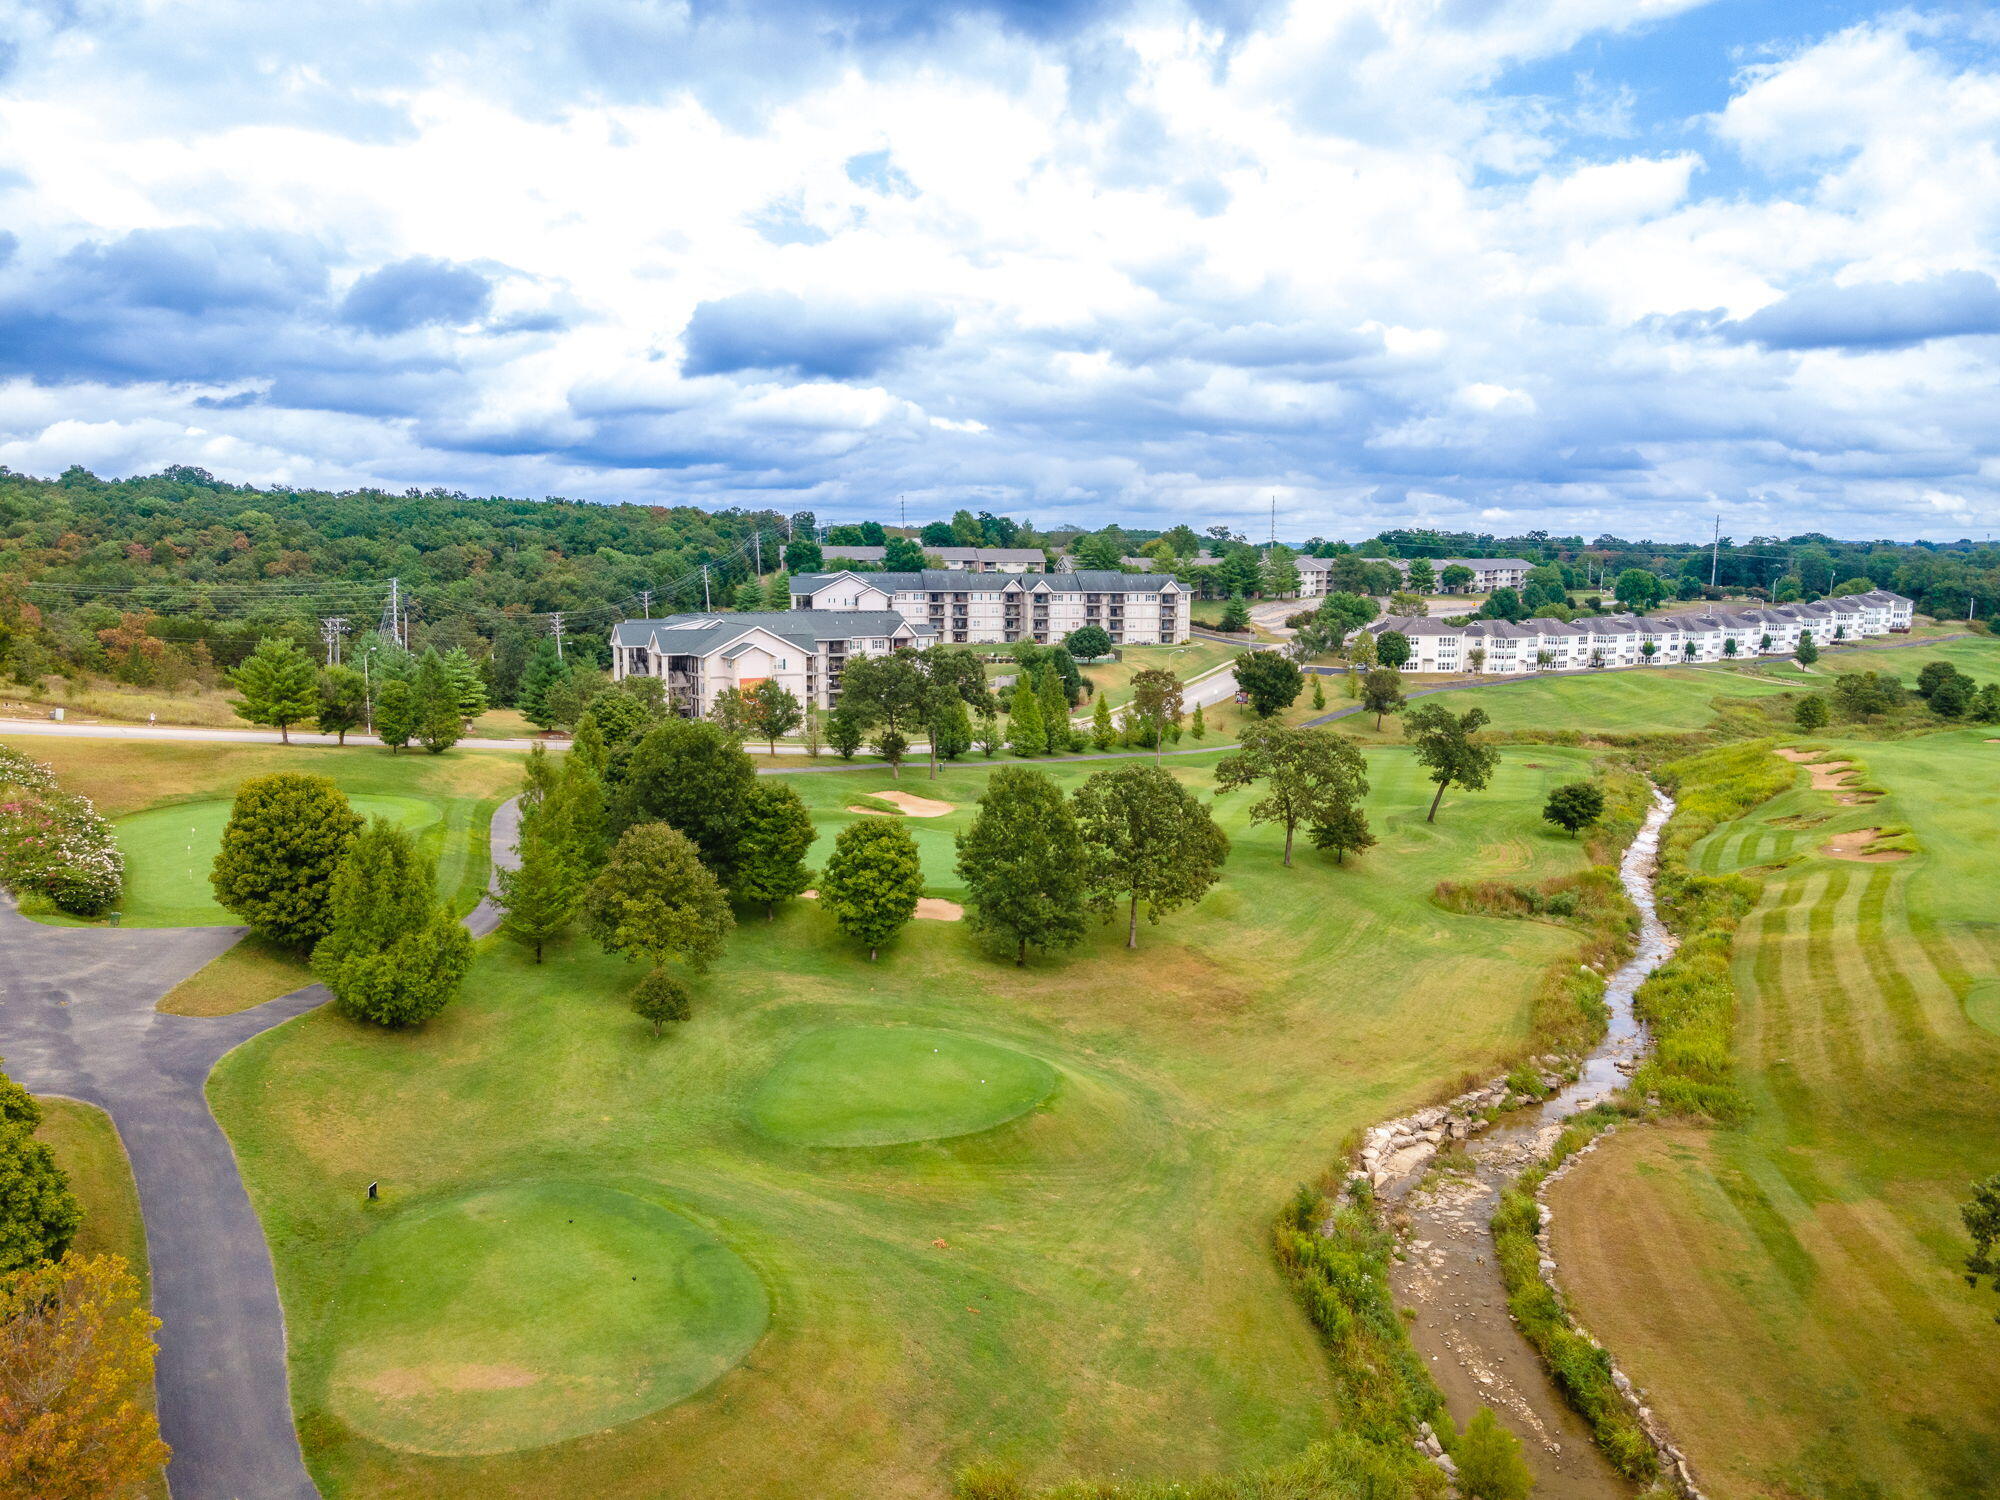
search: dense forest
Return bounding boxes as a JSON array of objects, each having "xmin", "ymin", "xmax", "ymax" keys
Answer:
[{"xmin": 2, "ymin": 465, "xmax": 1996, "ymax": 708}]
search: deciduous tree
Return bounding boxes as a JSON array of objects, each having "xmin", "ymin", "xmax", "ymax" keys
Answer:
[
  {"xmin": 210, "ymin": 773, "xmax": 361, "ymax": 949},
  {"xmin": 1360, "ymin": 667, "xmax": 1405, "ymax": 729},
  {"xmin": 584, "ymin": 823, "xmax": 734, "ymax": 972},
  {"xmin": 229, "ymin": 636, "xmax": 318, "ymax": 743},
  {"xmin": 0, "ymin": 1088, "xmax": 79, "ymax": 1274},
  {"xmin": 1214, "ymin": 722, "xmax": 1369, "ymax": 867},
  {"xmin": 744, "ymin": 679, "xmax": 803, "ymax": 753},
  {"xmin": 1232, "ymin": 651, "xmax": 1302, "ymax": 717},
  {"xmin": 1375, "ymin": 630, "xmax": 1411, "ymax": 669},
  {"xmin": 313, "ymin": 818, "xmax": 472, "ymax": 1026},
  {"xmin": 315, "ymin": 665, "xmax": 366, "ymax": 744},
  {"xmin": 1405, "ymin": 702, "xmax": 1499, "ymax": 822},
  {"xmin": 630, "ymin": 968, "xmax": 692, "ymax": 1038},
  {"xmin": 735, "ymin": 782, "xmax": 816, "ymax": 918},
  {"xmin": 1128, "ymin": 667, "xmax": 1185, "ymax": 761},
  {"xmin": 1542, "ymin": 780, "xmax": 1605, "ymax": 837},
  {"xmin": 1308, "ymin": 801, "xmax": 1375, "ymax": 864},
  {"xmin": 1454, "ymin": 1407, "xmax": 1533, "ymax": 1500},
  {"xmin": 614, "ymin": 719, "xmax": 757, "ymax": 882},
  {"xmin": 955, "ymin": 767, "xmax": 1088, "ymax": 964},
  {"xmin": 1073, "ymin": 763, "xmax": 1228, "ymax": 948},
  {"xmin": 1964, "ymin": 1172, "xmax": 2000, "ymax": 1322},
  {"xmin": 820, "ymin": 819, "xmax": 924, "ymax": 960},
  {"xmin": 1064, "ymin": 624, "xmax": 1112, "ymax": 660},
  {"xmin": 837, "ymin": 652, "xmax": 929, "ymax": 779}
]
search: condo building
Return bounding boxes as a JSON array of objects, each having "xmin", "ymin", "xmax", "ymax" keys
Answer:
[{"xmin": 789, "ymin": 569, "xmax": 1191, "ymax": 646}]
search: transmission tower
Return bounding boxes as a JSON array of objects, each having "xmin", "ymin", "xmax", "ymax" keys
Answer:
[
  {"xmin": 319, "ymin": 616, "xmax": 350, "ymax": 666},
  {"xmin": 379, "ymin": 577, "xmax": 405, "ymax": 648},
  {"xmin": 548, "ymin": 612, "xmax": 566, "ymax": 662}
]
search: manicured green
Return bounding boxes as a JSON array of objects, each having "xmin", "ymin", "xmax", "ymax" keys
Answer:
[
  {"xmin": 116, "ymin": 794, "xmax": 438, "ymax": 928},
  {"xmin": 324, "ymin": 1181, "xmax": 767, "ymax": 1456},
  {"xmin": 208, "ymin": 743, "xmax": 1610, "ymax": 1500},
  {"xmin": 749, "ymin": 1026, "xmax": 1059, "ymax": 1147}
]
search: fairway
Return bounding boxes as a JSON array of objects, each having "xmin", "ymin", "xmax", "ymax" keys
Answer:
[
  {"xmin": 326, "ymin": 1181, "xmax": 768, "ymax": 1457},
  {"xmin": 206, "ymin": 741, "xmax": 1607, "ymax": 1499},
  {"xmin": 749, "ymin": 1026, "xmax": 1059, "ymax": 1147},
  {"xmin": 116, "ymin": 794, "xmax": 439, "ymax": 927},
  {"xmin": 1548, "ymin": 727, "xmax": 2000, "ymax": 1498}
]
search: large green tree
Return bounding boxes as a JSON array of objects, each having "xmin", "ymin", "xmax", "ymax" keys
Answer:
[
  {"xmin": 515, "ymin": 639, "xmax": 571, "ymax": 729},
  {"xmin": 1233, "ymin": 650, "xmax": 1303, "ymax": 717},
  {"xmin": 1542, "ymin": 780, "xmax": 1605, "ymax": 837},
  {"xmin": 1965, "ymin": 1172, "xmax": 2000, "ymax": 1323},
  {"xmin": 614, "ymin": 719, "xmax": 757, "ymax": 883},
  {"xmin": 1073, "ymin": 762, "xmax": 1229, "ymax": 948},
  {"xmin": 313, "ymin": 817, "xmax": 472, "ymax": 1025},
  {"xmin": 209, "ymin": 773, "xmax": 362, "ymax": 949},
  {"xmin": 440, "ymin": 646, "xmax": 487, "ymax": 722},
  {"xmin": 1006, "ymin": 677, "xmax": 1045, "ymax": 757},
  {"xmin": 229, "ymin": 636, "xmax": 318, "ymax": 743},
  {"xmin": 412, "ymin": 648, "xmax": 463, "ymax": 754},
  {"xmin": 495, "ymin": 813, "xmax": 583, "ymax": 961},
  {"xmin": 1375, "ymin": 630, "xmax": 1411, "ymax": 669},
  {"xmin": 372, "ymin": 677, "xmax": 415, "ymax": 752},
  {"xmin": 583, "ymin": 823, "xmax": 734, "ymax": 972},
  {"xmin": 1128, "ymin": 667, "xmax": 1184, "ymax": 761},
  {"xmin": 744, "ymin": 678, "xmax": 803, "ymax": 754},
  {"xmin": 734, "ymin": 782, "xmax": 817, "ymax": 918},
  {"xmin": 1360, "ymin": 667, "xmax": 1405, "ymax": 729},
  {"xmin": 1405, "ymin": 702, "xmax": 1499, "ymax": 821},
  {"xmin": 315, "ymin": 665, "xmax": 367, "ymax": 744},
  {"xmin": 837, "ymin": 651, "xmax": 929, "ymax": 779},
  {"xmin": 1213, "ymin": 722, "xmax": 1370, "ymax": 867},
  {"xmin": 0, "ymin": 1081, "xmax": 80, "ymax": 1274},
  {"xmin": 820, "ymin": 819, "xmax": 924, "ymax": 960},
  {"xmin": 955, "ymin": 766, "xmax": 1089, "ymax": 964}
]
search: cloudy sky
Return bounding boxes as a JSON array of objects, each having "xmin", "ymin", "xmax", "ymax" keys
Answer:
[{"xmin": 1, "ymin": 0, "xmax": 1997, "ymax": 540}]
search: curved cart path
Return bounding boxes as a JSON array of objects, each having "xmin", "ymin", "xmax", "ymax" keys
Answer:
[{"xmin": 0, "ymin": 798, "xmax": 520, "ymax": 1500}]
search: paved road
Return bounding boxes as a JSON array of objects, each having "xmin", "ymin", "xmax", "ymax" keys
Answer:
[{"xmin": 0, "ymin": 798, "xmax": 520, "ymax": 1500}]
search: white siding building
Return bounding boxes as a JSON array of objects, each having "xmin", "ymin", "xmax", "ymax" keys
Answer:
[
  {"xmin": 609, "ymin": 610, "xmax": 928, "ymax": 716},
  {"xmin": 1389, "ymin": 557, "xmax": 1533, "ymax": 592},
  {"xmin": 790, "ymin": 569, "xmax": 1190, "ymax": 646}
]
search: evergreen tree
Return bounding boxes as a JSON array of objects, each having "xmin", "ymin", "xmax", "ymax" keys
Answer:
[
  {"xmin": 496, "ymin": 813, "xmax": 582, "ymax": 960},
  {"xmin": 933, "ymin": 698, "xmax": 973, "ymax": 760},
  {"xmin": 820, "ymin": 819, "xmax": 924, "ymax": 960},
  {"xmin": 542, "ymin": 754, "xmax": 612, "ymax": 877},
  {"xmin": 412, "ymin": 649, "xmax": 463, "ymax": 754},
  {"xmin": 1036, "ymin": 665, "xmax": 1069, "ymax": 753},
  {"xmin": 1073, "ymin": 763, "xmax": 1229, "ymax": 948},
  {"xmin": 0, "ymin": 1080, "xmax": 80, "ymax": 1273},
  {"xmin": 315, "ymin": 665, "xmax": 367, "ymax": 744},
  {"xmin": 230, "ymin": 636, "xmax": 318, "ymax": 743},
  {"xmin": 1972, "ymin": 682, "xmax": 2000, "ymax": 724},
  {"xmin": 516, "ymin": 639, "xmax": 569, "ymax": 728},
  {"xmin": 210, "ymin": 773, "xmax": 362, "ymax": 949},
  {"xmin": 614, "ymin": 719, "xmax": 758, "ymax": 883},
  {"xmin": 1091, "ymin": 694, "xmax": 1116, "ymax": 751},
  {"xmin": 1311, "ymin": 674, "xmax": 1325, "ymax": 710},
  {"xmin": 584, "ymin": 823, "xmax": 734, "ymax": 971},
  {"xmin": 631, "ymin": 968, "xmax": 692, "ymax": 1038},
  {"xmin": 313, "ymin": 817, "xmax": 472, "ymax": 1026},
  {"xmin": 955, "ymin": 767, "xmax": 1088, "ymax": 964},
  {"xmin": 521, "ymin": 740, "xmax": 560, "ymax": 813},
  {"xmin": 734, "ymin": 782, "xmax": 817, "ymax": 918},
  {"xmin": 1218, "ymin": 592, "xmax": 1252, "ymax": 632},
  {"xmin": 1796, "ymin": 630, "xmax": 1819, "ymax": 665},
  {"xmin": 373, "ymin": 678, "xmax": 415, "ymax": 752},
  {"xmin": 732, "ymin": 580, "xmax": 763, "ymax": 612},
  {"xmin": 762, "ymin": 570, "xmax": 793, "ymax": 610},
  {"xmin": 569, "ymin": 712, "xmax": 610, "ymax": 777},
  {"xmin": 441, "ymin": 646, "xmax": 488, "ymax": 721},
  {"xmin": 1189, "ymin": 702, "xmax": 1206, "ymax": 740},
  {"xmin": 1007, "ymin": 678, "xmax": 1045, "ymax": 756}
]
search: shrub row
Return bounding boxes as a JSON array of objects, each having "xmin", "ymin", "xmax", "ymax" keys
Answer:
[
  {"xmin": 1628, "ymin": 738, "xmax": 1792, "ymax": 1121},
  {"xmin": 1487, "ymin": 1108, "xmax": 1659, "ymax": 1484},
  {"xmin": 0, "ymin": 746, "xmax": 123, "ymax": 916}
]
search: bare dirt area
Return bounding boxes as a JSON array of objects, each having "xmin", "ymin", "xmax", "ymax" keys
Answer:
[
  {"xmin": 800, "ymin": 892, "xmax": 964, "ymax": 921},
  {"xmin": 1774, "ymin": 747, "xmax": 1856, "ymax": 789},
  {"xmin": 847, "ymin": 790, "xmax": 954, "ymax": 816},
  {"xmin": 1822, "ymin": 828, "xmax": 1907, "ymax": 862}
]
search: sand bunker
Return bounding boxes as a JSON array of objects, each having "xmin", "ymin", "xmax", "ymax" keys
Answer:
[
  {"xmin": 1775, "ymin": 747, "xmax": 1864, "ymax": 792},
  {"xmin": 847, "ymin": 790, "xmax": 955, "ymax": 817},
  {"xmin": 801, "ymin": 892, "xmax": 963, "ymax": 921},
  {"xmin": 1823, "ymin": 828, "xmax": 1908, "ymax": 863}
]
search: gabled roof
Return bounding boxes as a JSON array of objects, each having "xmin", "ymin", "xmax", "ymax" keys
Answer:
[
  {"xmin": 793, "ymin": 570, "xmax": 1180, "ymax": 595},
  {"xmin": 931, "ymin": 546, "xmax": 1047, "ymax": 565},
  {"xmin": 819, "ymin": 544, "xmax": 887, "ymax": 561},
  {"xmin": 612, "ymin": 610, "xmax": 914, "ymax": 656}
]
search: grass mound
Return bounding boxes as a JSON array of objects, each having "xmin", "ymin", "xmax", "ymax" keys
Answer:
[
  {"xmin": 749, "ymin": 1025, "xmax": 1058, "ymax": 1147},
  {"xmin": 115, "ymin": 794, "xmax": 439, "ymax": 926},
  {"xmin": 324, "ymin": 1181, "xmax": 766, "ymax": 1457}
]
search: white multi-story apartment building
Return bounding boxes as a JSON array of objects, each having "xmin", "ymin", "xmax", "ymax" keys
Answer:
[
  {"xmin": 791, "ymin": 569, "xmax": 1190, "ymax": 645},
  {"xmin": 1371, "ymin": 590, "xmax": 1914, "ymax": 674},
  {"xmin": 609, "ymin": 610, "xmax": 930, "ymax": 716},
  {"xmin": 821, "ymin": 544, "xmax": 1045, "ymax": 572},
  {"xmin": 1388, "ymin": 557, "xmax": 1534, "ymax": 592}
]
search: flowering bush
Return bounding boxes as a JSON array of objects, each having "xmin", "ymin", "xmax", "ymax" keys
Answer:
[{"xmin": 0, "ymin": 748, "xmax": 124, "ymax": 917}]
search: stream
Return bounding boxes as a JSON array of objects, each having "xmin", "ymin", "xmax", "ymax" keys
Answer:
[{"xmin": 1386, "ymin": 786, "xmax": 1678, "ymax": 1498}]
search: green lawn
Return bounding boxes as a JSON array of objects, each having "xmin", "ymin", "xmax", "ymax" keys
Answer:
[
  {"xmin": 208, "ymin": 743, "xmax": 1607, "ymax": 1500},
  {"xmin": 1081, "ymin": 640, "xmax": 1236, "ymax": 709},
  {"xmin": 1548, "ymin": 728, "xmax": 2000, "ymax": 1498}
]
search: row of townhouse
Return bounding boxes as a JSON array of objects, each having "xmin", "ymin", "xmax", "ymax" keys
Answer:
[
  {"xmin": 1388, "ymin": 557, "xmax": 1534, "ymax": 593},
  {"xmin": 789, "ymin": 569, "xmax": 1191, "ymax": 647},
  {"xmin": 1376, "ymin": 590, "xmax": 1915, "ymax": 674},
  {"xmin": 609, "ymin": 610, "xmax": 930, "ymax": 717},
  {"xmin": 819, "ymin": 544, "xmax": 1048, "ymax": 572}
]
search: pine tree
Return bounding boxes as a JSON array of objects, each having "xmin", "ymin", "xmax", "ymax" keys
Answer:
[
  {"xmin": 441, "ymin": 646, "xmax": 488, "ymax": 721},
  {"xmin": 955, "ymin": 767, "xmax": 1088, "ymax": 964},
  {"xmin": 820, "ymin": 819, "xmax": 924, "ymax": 960},
  {"xmin": 732, "ymin": 580, "xmax": 763, "ymax": 612},
  {"xmin": 210, "ymin": 773, "xmax": 362, "ymax": 949},
  {"xmin": 374, "ymin": 678, "xmax": 415, "ymax": 752},
  {"xmin": 316, "ymin": 665, "xmax": 367, "ymax": 744},
  {"xmin": 516, "ymin": 639, "xmax": 569, "ymax": 729},
  {"xmin": 1311, "ymin": 674, "xmax": 1325, "ymax": 710},
  {"xmin": 762, "ymin": 570, "xmax": 793, "ymax": 610},
  {"xmin": 542, "ymin": 755, "xmax": 611, "ymax": 877},
  {"xmin": 1006, "ymin": 679, "xmax": 1045, "ymax": 757},
  {"xmin": 975, "ymin": 706, "xmax": 1000, "ymax": 757},
  {"xmin": 413, "ymin": 649, "xmax": 463, "ymax": 754},
  {"xmin": 933, "ymin": 698, "xmax": 973, "ymax": 761},
  {"xmin": 1037, "ymin": 666, "xmax": 1069, "ymax": 753},
  {"xmin": 230, "ymin": 636, "xmax": 318, "ymax": 743},
  {"xmin": 1091, "ymin": 694, "xmax": 1116, "ymax": 751},
  {"xmin": 1219, "ymin": 592, "xmax": 1252, "ymax": 633},
  {"xmin": 313, "ymin": 817, "xmax": 472, "ymax": 1026},
  {"xmin": 569, "ymin": 712, "xmax": 609, "ymax": 777},
  {"xmin": 734, "ymin": 782, "xmax": 817, "ymax": 918},
  {"xmin": 496, "ymin": 814, "xmax": 582, "ymax": 961},
  {"xmin": 1190, "ymin": 702, "xmax": 1206, "ymax": 740}
]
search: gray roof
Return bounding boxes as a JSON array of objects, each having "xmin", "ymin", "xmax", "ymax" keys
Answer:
[
  {"xmin": 793, "ymin": 569, "xmax": 1180, "ymax": 594},
  {"xmin": 820, "ymin": 544, "xmax": 886, "ymax": 561},
  {"xmin": 612, "ymin": 609, "xmax": 914, "ymax": 655},
  {"xmin": 932, "ymin": 546, "xmax": 1047, "ymax": 565},
  {"xmin": 1392, "ymin": 556, "xmax": 1534, "ymax": 572}
]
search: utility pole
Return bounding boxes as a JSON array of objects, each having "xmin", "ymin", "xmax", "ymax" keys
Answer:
[
  {"xmin": 1269, "ymin": 495, "xmax": 1276, "ymax": 553},
  {"xmin": 898, "ymin": 494, "xmax": 907, "ymax": 533},
  {"xmin": 1709, "ymin": 514, "xmax": 1721, "ymax": 588},
  {"xmin": 319, "ymin": 616, "xmax": 349, "ymax": 666},
  {"xmin": 548, "ymin": 612, "xmax": 565, "ymax": 661},
  {"xmin": 639, "ymin": 588, "xmax": 652, "ymax": 617},
  {"xmin": 702, "ymin": 564, "xmax": 711, "ymax": 611},
  {"xmin": 753, "ymin": 528, "xmax": 762, "ymax": 577}
]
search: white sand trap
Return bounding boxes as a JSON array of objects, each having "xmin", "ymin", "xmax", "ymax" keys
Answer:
[
  {"xmin": 1823, "ymin": 828, "xmax": 1908, "ymax": 863},
  {"xmin": 800, "ymin": 891, "xmax": 964, "ymax": 921},
  {"xmin": 848, "ymin": 790, "xmax": 954, "ymax": 817}
]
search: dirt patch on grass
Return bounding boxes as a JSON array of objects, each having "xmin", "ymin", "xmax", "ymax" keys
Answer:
[
  {"xmin": 1767, "ymin": 814, "xmax": 1829, "ymax": 829},
  {"xmin": 363, "ymin": 1364, "xmax": 542, "ymax": 1397},
  {"xmin": 801, "ymin": 892, "xmax": 963, "ymax": 921},
  {"xmin": 1822, "ymin": 828, "xmax": 1908, "ymax": 863},
  {"xmin": 847, "ymin": 790, "xmax": 954, "ymax": 817},
  {"xmin": 1774, "ymin": 747, "xmax": 1859, "ymax": 791}
]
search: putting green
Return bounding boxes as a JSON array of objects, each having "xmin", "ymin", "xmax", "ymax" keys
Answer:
[
  {"xmin": 324, "ymin": 1181, "xmax": 767, "ymax": 1456},
  {"xmin": 749, "ymin": 1025, "xmax": 1059, "ymax": 1147},
  {"xmin": 1966, "ymin": 978, "xmax": 2000, "ymax": 1036},
  {"xmin": 115, "ymin": 794, "xmax": 440, "ymax": 927}
]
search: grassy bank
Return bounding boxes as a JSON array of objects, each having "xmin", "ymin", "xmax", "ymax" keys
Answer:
[
  {"xmin": 200, "ymin": 744, "xmax": 1607, "ymax": 1499},
  {"xmin": 1546, "ymin": 727, "xmax": 2000, "ymax": 1498}
]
